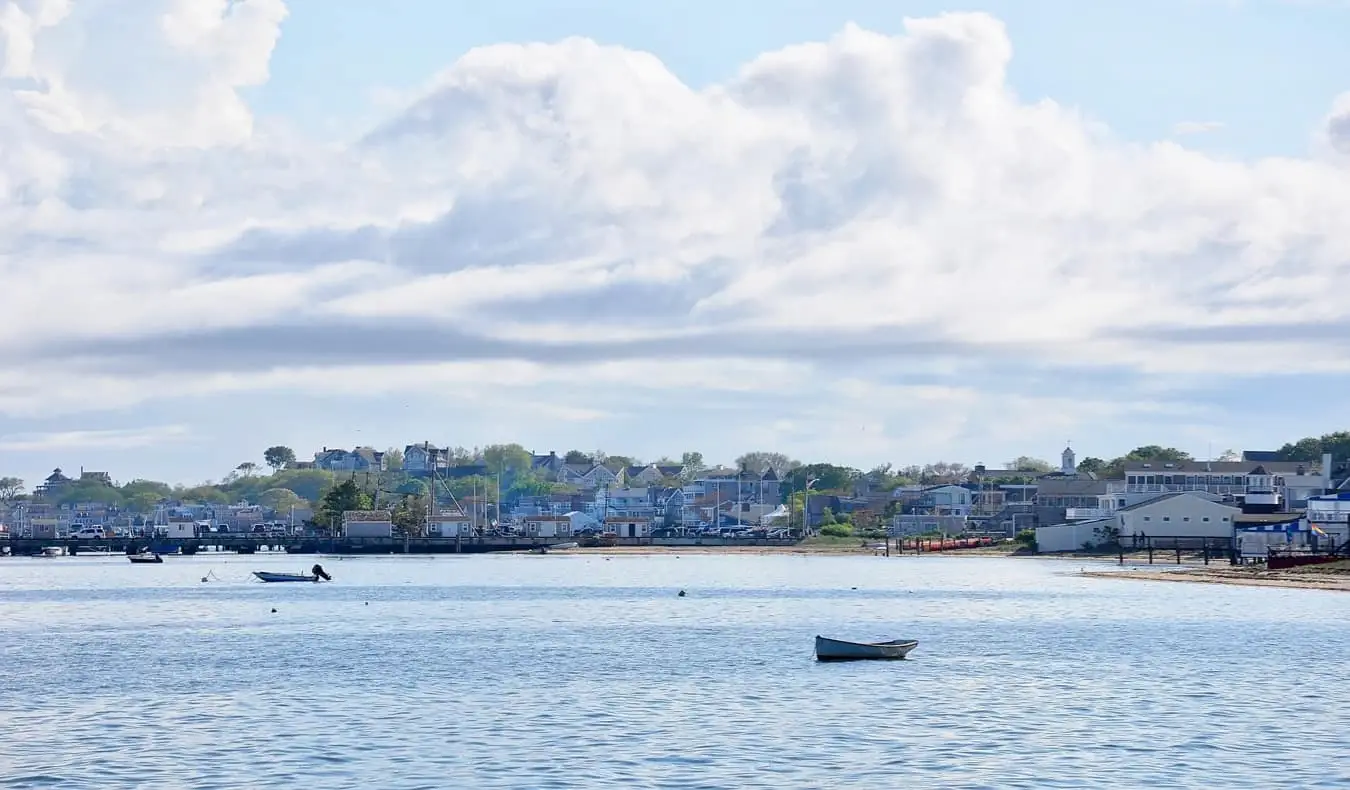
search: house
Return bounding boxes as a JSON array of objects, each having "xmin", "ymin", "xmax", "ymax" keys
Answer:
[
  {"xmin": 892, "ymin": 513, "xmax": 969, "ymax": 537},
  {"xmin": 560, "ymin": 463, "xmax": 623, "ymax": 488},
  {"xmin": 1035, "ymin": 476, "xmax": 1121, "ymax": 525},
  {"xmin": 1307, "ymin": 492, "xmax": 1350, "ymax": 546},
  {"xmin": 343, "ymin": 510, "xmax": 393, "ymax": 538},
  {"xmin": 404, "ymin": 443, "xmax": 450, "ymax": 476},
  {"xmin": 624, "ymin": 463, "xmax": 685, "ymax": 486},
  {"xmin": 521, "ymin": 516, "xmax": 571, "ymax": 538},
  {"xmin": 531, "ymin": 451, "xmax": 568, "ymax": 481},
  {"xmin": 691, "ymin": 466, "xmax": 780, "ymax": 503},
  {"xmin": 597, "ymin": 487, "xmax": 656, "ymax": 518},
  {"xmin": 314, "ymin": 446, "xmax": 387, "ymax": 473},
  {"xmin": 605, "ymin": 516, "xmax": 651, "ymax": 538},
  {"xmin": 1123, "ymin": 454, "xmax": 1332, "ymax": 506},
  {"xmin": 1116, "ymin": 492, "xmax": 1241, "ymax": 543},
  {"xmin": 34, "ymin": 468, "xmax": 73, "ymax": 499},
  {"xmin": 427, "ymin": 515, "xmax": 472, "ymax": 537}
]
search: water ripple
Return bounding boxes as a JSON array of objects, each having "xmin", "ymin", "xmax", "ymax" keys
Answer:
[{"xmin": 2, "ymin": 555, "xmax": 1347, "ymax": 788}]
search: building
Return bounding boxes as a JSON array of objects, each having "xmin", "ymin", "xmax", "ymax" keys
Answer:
[
  {"xmin": 1306, "ymin": 492, "xmax": 1350, "ymax": 546},
  {"xmin": 342, "ymin": 510, "xmax": 393, "ymax": 538},
  {"xmin": 1123, "ymin": 454, "xmax": 1332, "ymax": 506},
  {"xmin": 404, "ymin": 443, "xmax": 450, "ymax": 475},
  {"xmin": 891, "ymin": 514, "xmax": 968, "ymax": 537},
  {"xmin": 427, "ymin": 515, "xmax": 472, "ymax": 537},
  {"xmin": 605, "ymin": 516, "xmax": 652, "ymax": 538},
  {"xmin": 315, "ymin": 447, "xmax": 387, "ymax": 473},
  {"xmin": 521, "ymin": 516, "xmax": 571, "ymax": 538},
  {"xmin": 1116, "ymin": 493, "xmax": 1241, "ymax": 543}
]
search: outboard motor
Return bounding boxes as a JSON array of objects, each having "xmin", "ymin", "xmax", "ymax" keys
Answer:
[{"xmin": 311, "ymin": 563, "xmax": 332, "ymax": 581}]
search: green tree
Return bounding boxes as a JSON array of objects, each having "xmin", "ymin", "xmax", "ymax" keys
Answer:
[
  {"xmin": 506, "ymin": 471, "xmax": 553, "ymax": 500},
  {"xmin": 384, "ymin": 447, "xmax": 405, "ymax": 470},
  {"xmin": 820, "ymin": 523, "xmax": 852, "ymax": 538},
  {"xmin": 1274, "ymin": 432, "xmax": 1350, "ymax": 464},
  {"xmin": 262, "ymin": 470, "xmax": 335, "ymax": 504},
  {"xmin": 316, "ymin": 479, "xmax": 372, "ymax": 529},
  {"xmin": 392, "ymin": 495, "xmax": 427, "ymax": 537},
  {"xmin": 1102, "ymin": 446, "xmax": 1193, "ymax": 478},
  {"xmin": 736, "ymin": 451, "xmax": 800, "ymax": 475},
  {"xmin": 263, "ymin": 446, "xmax": 296, "ymax": 473},
  {"xmin": 680, "ymin": 451, "xmax": 704, "ymax": 470},
  {"xmin": 0, "ymin": 477, "xmax": 25, "ymax": 504},
  {"xmin": 258, "ymin": 488, "xmax": 305, "ymax": 514},
  {"xmin": 121, "ymin": 479, "xmax": 172, "ymax": 514},
  {"xmin": 1007, "ymin": 456, "xmax": 1053, "ymax": 473},
  {"xmin": 482, "ymin": 443, "xmax": 531, "ymax": 477},
  {"xmin": 782, "ymin": 464, "xmax": 858, "ymax": 497},
  {"xmin": 564, "ymin": 450, "xmax": 592, "ymax": 465},
  {"xmin": 180, "ymin": 485, "xmax": 230, "ymax": 505},
  {"xmin": 605, "ymin": 455, "xmax": 636, "ymax": 469},
  {"xmin": 1076, "ymin": 457, "xmax": 1107, "ymax": 474},
  {"xmin": 236, "ymin": 462, "xmax": 259, "ymax": 478}
]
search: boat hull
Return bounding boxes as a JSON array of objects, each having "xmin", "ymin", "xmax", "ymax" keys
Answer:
[
  {"xmin": 128, "ymin": 555, "xmax": 163, "ymax": 564},
  {"xmin": 253, "ymin": 571, "xmax": 323, "ymax": 583},
  {"xmin": 815, "ymin": 635, "xmax": 918, "ymax": 662}
]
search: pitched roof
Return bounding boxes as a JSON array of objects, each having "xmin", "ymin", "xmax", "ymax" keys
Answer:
[
  {"xmin": 1116, "ymin": 492, "xmax": 1238, "ymax": 513},
  {"xmin": 1123, "ymin": 458, "xmax": 1311, "ymax": 474}
]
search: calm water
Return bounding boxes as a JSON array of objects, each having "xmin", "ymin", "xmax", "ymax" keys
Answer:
[{"xmin": 1, "ymin": 553, "xmax": 1347, "ymax": 789}]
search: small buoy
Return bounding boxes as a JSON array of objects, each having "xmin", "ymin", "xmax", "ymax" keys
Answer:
[
  {"xmin": 851, "ymin": 586, "xmax": 857, "ymax": 590},
  {"xmin": 271, "ymin": 608, "xmax": 277, "ymax": 613},
  {"xmin": 678, "ymin": 590, "xmax": 687, "ymax": 597},
  {"xmin": 364, "ymin": 601, "xmax": 369, "ymax": 605}
]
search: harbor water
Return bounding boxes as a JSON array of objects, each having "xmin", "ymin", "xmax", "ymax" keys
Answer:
[{"xmin": 1, "ymin": 554, "xmax": 1347, "ymax": 789}]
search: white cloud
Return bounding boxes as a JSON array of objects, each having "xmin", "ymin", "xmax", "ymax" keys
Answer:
[
  {"xmin": 1324, "ymin": 92, "xmax": 1350, "ymax": 156},
  {"xmin": 1173, "ymin": 120, "xmax": 1225, "ymax": 135},
  {"xmin": 0, "ymin": 424, "xmax": 189, "ymax": 451},
  {"xmin": 1, "ymin": 7, "xmax": 1349, "ymax": 462}
]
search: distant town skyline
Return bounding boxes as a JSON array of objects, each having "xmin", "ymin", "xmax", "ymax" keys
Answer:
[{"xmin": 2, "ymin": 1, "xmax": 1349, "ymax": 487}]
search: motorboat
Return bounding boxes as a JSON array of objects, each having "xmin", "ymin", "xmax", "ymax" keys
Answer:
[
  {"xmin": 532, "ymin": 542, "xmax": 580, "ymax": 554},
  {"xmin": 814, "ymin": 635, "xmax": 919, "ymax": 662},
  {"xmin": 253, "ymin": 571, "xmax": 324, "ymax": 583},
  {"xmin": 128, "ymin": 553, "xmax": 163, "ymax": 564},
  {"xmin": 40, "ymin": 546, "xmax": 63, "ymax": 557}
]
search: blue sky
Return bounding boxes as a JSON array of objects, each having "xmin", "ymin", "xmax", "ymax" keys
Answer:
[
  {"xmin": 254, "ymin": 0, "xmax": 1350, "ymax": 157},
  {"xmin": 1, "ymin": 0, "xmax": 1349, "ymax": 489}
]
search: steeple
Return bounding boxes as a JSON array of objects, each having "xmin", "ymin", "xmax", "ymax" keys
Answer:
[{"xmin": 1061, "ymin": 442, "xmax": 1076, "ymax": 476}]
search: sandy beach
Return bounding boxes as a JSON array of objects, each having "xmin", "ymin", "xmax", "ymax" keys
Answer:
[{"xmin": 1081, "ymin": 561, "xmax": 1350, "ymax": 593}]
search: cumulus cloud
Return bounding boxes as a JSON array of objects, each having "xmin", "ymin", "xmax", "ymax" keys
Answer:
[
  {"xmin": 1325, "ymin": 92, "xmax": 1350, "ymax": 156},
  {"xmin": 1, "ymin": 6, "xmax": 1349, "ymax": 457}
]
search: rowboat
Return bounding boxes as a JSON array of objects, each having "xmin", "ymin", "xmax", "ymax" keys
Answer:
[
  {"xmin": 814, "ymin": 635, "xmax": 919, "ymax": 662},
  {"xmin": 128, "ymin": 553, "xmax": 163, "ymax": 564},
  {"xmin": 532, "ymin": 542, "xmax": 580, "ymax": 554},
  {"xmin": 253, "ymin": 571, "xmax": 324, "ymax": 583}
]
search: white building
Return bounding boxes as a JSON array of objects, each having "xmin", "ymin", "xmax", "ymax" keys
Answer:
[
  {"xmin": 427, "ymin": 515, "xmax": 472, "ymax": 537},
  {"xmin": 1306, "ymin": 493, "xmax": 1350, "ymax": 546},
  {"xmin": 1035, "ymin": 493, "xmax": 1241, "ymax": 553},
  {"xmin": 521, "ymin": 516, "xmax": 571, "ymax": 538},
  {"xmin": 1116, "ymin": 493, "xmax": 1241, "ymax": 542},
  {"xmin": 1124, "ymin": 454, "xmax": 1332, "ymax": 506},
  {"xmin": 605, "ymin": 516, "xmax": 651, "ymax": 538}
]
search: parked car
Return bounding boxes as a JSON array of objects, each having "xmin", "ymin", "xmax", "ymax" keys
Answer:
[{"xmin": 71, "ymin": 526, "xmax": 109, "ymax": 540}]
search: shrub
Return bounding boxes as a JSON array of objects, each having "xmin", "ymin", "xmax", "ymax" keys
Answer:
[
  {"xmin": 1015, "ymin": 529, "xmax": 1037, "ymax": 551},
  {"xmin": 820, "ymin": 524, "xmax": 853, "ymax": 538}
]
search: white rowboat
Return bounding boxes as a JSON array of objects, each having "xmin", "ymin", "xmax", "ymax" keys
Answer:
[{"xmin": 814, "ymin": 635, "xmax": 919, "ymax": 662}]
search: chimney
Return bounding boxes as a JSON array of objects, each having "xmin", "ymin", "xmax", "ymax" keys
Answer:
[{"xmin": 1323, "ymin": 453, "xmax": 1334, "ymax": 486}]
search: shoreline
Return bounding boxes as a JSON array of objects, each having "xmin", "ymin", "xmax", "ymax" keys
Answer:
[{"xmin": 1080, "ymin": 565, "xmax": 1350, "ymax": 593}]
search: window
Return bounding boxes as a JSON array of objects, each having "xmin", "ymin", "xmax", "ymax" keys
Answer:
[
  {"xmin": 1202, "ymin": 517, "xmax": 1210, "ymax": 522},
  {"xmin": 1143, "ymin": 516, "xmax": 1151, "ymax": 522},
  {"xmin": 1162, "ymin": 516, "xmax": 1171, "ymax": 522},
  {"xmin": 1222, "ymin": 517, "xmax": 1229, "ymax": 522},
  {"xmin": 1183, "ymin": 517, "xmax": 1190, "ymax": 522}
]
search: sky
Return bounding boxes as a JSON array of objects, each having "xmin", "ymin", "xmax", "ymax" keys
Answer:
[{"xmin": 1, "ymin": 0, "xmax": 1350, "ymax": 487}]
